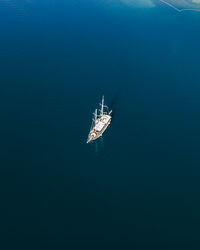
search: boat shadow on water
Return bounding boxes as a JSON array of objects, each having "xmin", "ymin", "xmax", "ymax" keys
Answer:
[
  {"xmin": 95, "ymin": 136, "xmax": 104, "ymax": 153},
  {"xmin": 87, "ymin": 136, "xmax": 104, "ymax": 153}
]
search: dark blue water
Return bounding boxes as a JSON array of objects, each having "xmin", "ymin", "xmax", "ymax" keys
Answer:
[{"xmin": 1, "ymin": 1, "xmax": 200, "ymax": 249}]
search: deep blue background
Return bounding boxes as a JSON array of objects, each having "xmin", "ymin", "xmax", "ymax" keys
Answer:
[{"xmin": 1, "ymin": 1, "xmax": 200, "ymax": 249}]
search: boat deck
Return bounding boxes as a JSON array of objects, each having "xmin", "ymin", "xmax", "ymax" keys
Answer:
[{"xmin": 87, "ymin": 114, "xmax": 111, "ymax": 143}]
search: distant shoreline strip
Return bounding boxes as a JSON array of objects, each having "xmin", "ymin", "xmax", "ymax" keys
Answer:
[{"xmin": 159, "ymin": 0, "xmax": 200, "ymax": 12}]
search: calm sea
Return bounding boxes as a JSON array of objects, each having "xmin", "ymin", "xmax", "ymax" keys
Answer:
[{"xmin": 1, "ymin": 1, "xmax": 200, "ymax": 249}]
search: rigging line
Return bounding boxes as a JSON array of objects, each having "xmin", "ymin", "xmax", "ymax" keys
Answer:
[{"xmin": 159, "ymin": 0, "xmax": 200, "ymax": 12}]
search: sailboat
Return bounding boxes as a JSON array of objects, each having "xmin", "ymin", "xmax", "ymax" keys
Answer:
[{"xmin": 87, "ymin": 96, "xmax": 112, "ymax": 143}]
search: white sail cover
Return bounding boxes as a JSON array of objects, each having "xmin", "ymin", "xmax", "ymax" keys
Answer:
[{"xmin": 94, "ymin": 115, "xmax": 110, "ymax": 132}]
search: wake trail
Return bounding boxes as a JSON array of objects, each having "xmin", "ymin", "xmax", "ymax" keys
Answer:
[{"xmin": 159, "ymin": 0, "xmax": 200, "ymax": 13}]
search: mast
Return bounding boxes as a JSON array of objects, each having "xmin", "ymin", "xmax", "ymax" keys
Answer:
[
  {"xmin": 94, "ymin": 109, "xmax": 97, "ymax": 122},
  {"xmin": 100, "ymin": 95, "xmax": 104, "ymax": 116}
]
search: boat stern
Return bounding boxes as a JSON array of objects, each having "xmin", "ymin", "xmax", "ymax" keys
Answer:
[{"xmin": 87, "ymin": 131, "xmax": 97, "ymax": 143}]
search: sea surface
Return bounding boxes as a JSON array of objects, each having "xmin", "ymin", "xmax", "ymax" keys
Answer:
[{"xmin": 1, "ymin": 1, "xmax": 200, "ymax": 249}]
